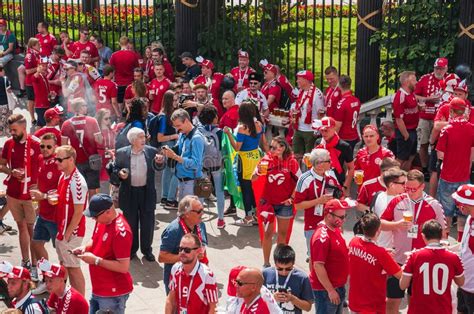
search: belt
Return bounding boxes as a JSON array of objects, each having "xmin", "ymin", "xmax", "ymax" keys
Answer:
[{"xmin": 177, "ymin": 177, "xmax": 194, "ymax": 182}]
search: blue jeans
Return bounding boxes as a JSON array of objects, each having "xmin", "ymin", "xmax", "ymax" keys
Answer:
[
  {"xmin": 178, "ymin": 180, "xmax": 204, "ymax": 204},
  {"xmin": 210, "ymin": 169, "xmax": 225, "ymax": 219},
  {"xmin": 161, "ymin": 140, "xmax": 178, "ymax": 201},
  {"xmin": 437, "ymin": 179, "xmax": 468, "ymax": 217},
  {"xmin": 313, "ymin": 286, "xmax": 346, "ymax": 314},
  {"xmin": 89, "ymin": 294, "xmax": 129, "ymax": 314},
  {"xmin": 305, "ymin": 229, "xmax": 315, "ymax": 256}
]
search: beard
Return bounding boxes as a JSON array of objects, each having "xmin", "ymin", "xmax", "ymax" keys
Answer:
[{"xmin": 12, "ymin": 132, "xmax": 24, "ymax": 142}]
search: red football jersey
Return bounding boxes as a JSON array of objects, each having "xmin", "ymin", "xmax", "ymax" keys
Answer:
[
  {"xmin": 333, "ymin": 91, "xmax": 361, "ymax": 141},
  {"xmin": 47, "ymin": 286, "xmax": 89, "ymax": 314},
  {"xmin": 56, "ymin": 168, "xmax": 88, "ymax": 240},
  {"xmin": 325, "ymin": 86, "xmax": 342, "ymax": 118},
  {"xmin": 356, "ymin": 177, "xmax": 386, "ymax": 206},
  {"xmin": 37, "ymin": 155, "xmax": 61, "ymax": 222},
  {"xmin": 169, "ymin": 262, "xmax": 218, "ymax": 314},
  {"xmin": 35, "ymin": 33, "xmax": 58, "ymax": 57},
  {"xmin": 230, "ymin": 66, "xmax": 255, "ymax": 90},
  {"xmin": 435, "ymin": 101, "xmax": 474, "ymax": 123},
  {"xmin": 46, "ymin": 61, "xmax": 62, "ymax": 95},
  {"xmin": 348, "ymin": 236, "xmax": 401, "ymax": 313},
  {"xmin": 260, "ymin": 154, "xmax": 300, "ymax": 205},
  {"xmin": 354, "ymin": 146, "xmax": 394, "ymax": 183},
  {"xmin": 277, "ymin": 74, "xmax": 296, "ymax": 103},
  {"xmin": 1, "ymin": 136, "xmax": 41, "ymax": 200},
  {"xmin": 88, "ymin": 213, "xmax": 133, "ymax": 297},
  {"xmin": 94, "ymin": 78, "xmax": 118, "ymax": 112},
  {"xmin": 415, "ymin": 73, "xmax": 446, "ymax": 120},
  {"xmin": 24, "ymin": 48, "xmax": 40, "ymax": 86},
  {"xmin": 261, "ymin": 80, "xmax": 282, "ymax": 112},
  {"xmin": 61, "ymin": 116, "xmax": 101, "ymax": 164},
  {"xmin": 403, "ymin": 245, "xmax": 464, "ymax": 314},
  {"xmin": 148, "ymin": 77, "xmax": 171, "ymax": 113},
  {"xmin": 437, "ymin": 119, "xmax": 474, "ymax": 183},
  {"xmin": 219, "ymin": 105, "xmax": 239, "ymax": 130},
  {"xmin": 294, "ymin": 169, "xmax": 340, "ymax": 231},
  {"xmin": 109, "ymin": 49, "xmax": 140, "ymax": 86},
  {"xmin": 34, "ymin": 126, "xmax": 61, "ymax": 146},
  {"xmin": 239, "ymin": 296, "xmax": 273, "ymax": 314},
  {"xmin": 393, "ymin": 88, "xmax": 419, "ymax": 130},
  {"xmin": 310, "ymin": 222, "xmax": 349, "ymax": 290},
  {"xmin": 71, "ymin": 40, "xmax": 99, "ymax": 61},
  {"xmin": 162, "ymin": 57, "xmax": 175, "ymax": 81},
  {"xmin": 31, "ymin": 73, "xmax": 50, "ymax": 109}
]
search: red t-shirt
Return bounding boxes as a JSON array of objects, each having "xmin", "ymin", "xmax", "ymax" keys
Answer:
[
  {"xmin": 277, "ymin": 74, "xmax": 296, "ymax": 103},
  {"xmin": 24, "ymin": 49, "xmax": 40, "ymax": 86},
  {"xmin": 261, "ymin": 80, "xmax": 282, "ymax": 112},
  {"xmin": 310, "ymin": 222, "xmax": 349, "ymax": 290},
  {"xmin": 354, "ymin": 146, "xmax": 394, "ymax": 183},
  {"xmin": 240, "ymin": 296, "xmax": 273, "ymax": 314},
  {"xmin": 31, "ymin": 73, "xmax": 50, "ymax": 109},
  {"xmin": 71, "ymin": 40, "xmax": 99, "ymax": 60},
  {"xmin": 209, "ymin": 73, "xmax": 225, "ymax": 105},
  {"xmin": 230, "ymin": 66, "xmax": 255, "ymax": 90},
  {"xmin": 435, "ymin": 101, "xmax": 474, "ymax": 123},
  {"xmin": 94, "ymin": 78, "xmax": 118, "ymax": 112},
  {"xmin": 393, "ymin": 88, "xmax": 419, "ymax": 130},
  {"xmin": 333, "ymin": 91, "xmax": 361, "ymax": 141},
  {"xmin": 61, "ymin": 116, "xmax": 101, "ymax": 164},
  {"xmin": 47, "ymin": 61, "xmax": 62, "ymax": 95},
  {"xmin": 109, "ymin": 49, "xmax": 139, "ymax": 86},
  {"xmin": 34, "ymin": 126, "xmax": 61, "ymax": 145},
  {"xmin": 403, "ymin": 245, "xmax": 464, "ymax": 314},
  {"xmin": 415, "ymin": 73, "xmax": 445, "ymax": 120},
  {"xmin": 348, "ymin": 236, "xmax": 401, "ymax": 313},
  {"xmin": 47, "ymin": 286, "xmax": 89, "ymax": 314},
  {"xmin": 436, "ymin": 119, "xmax": 474, "ymax": 182},
  {"xmin": 148, "ymin": 77, "xmax": 171, "ymax": 113},
  {"xmin": 88, "ymin": 213, "xmax": 133, "ymax": 297},
  {"xmin": 356, "ymin": 177, "xmax": 386, "ymax": 206},
  {"xmin": 169, "ymin": 262, "xmax": 218, "ymax": 314},
  {"xmin": 1, "ymin": 136, "xmax": 41, "ymax": 200},
  {"xmin": 325, "ymin": 86, "xmax": 342, "ymax": 118},
  {"xmin": 35, "ymin": 33, "xmax": 58, "ymax": 57},
  {"xmin": 219, "ymin": 105, "xmax": 239, "ymax": 129},
  {"xmin": 37, "ymin": 155, "xmax": 61, "ymax": 222},
  {"xmin": 56, "ymin": 168, "xmax": 88, "ymax": 240},
  {"xmin": 294, "ymin": 169, "xmax": 340, "ymax": 231},
  {"xmin": 260, "ymin": 154, "xmax": 300, "ymax": 205},
  {"xmin": 162, "ymin": 57, "xmax": 175, "ymax": 81}
]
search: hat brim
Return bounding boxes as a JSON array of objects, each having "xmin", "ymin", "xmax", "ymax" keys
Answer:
[{"xmin": 452, "ymin": 192, "xmax": 474, "ymax": 206}]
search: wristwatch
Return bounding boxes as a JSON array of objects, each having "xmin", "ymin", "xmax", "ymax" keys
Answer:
[{"xmin": 94, "ymin": 257, "xmax": 101, "ymax": 266}]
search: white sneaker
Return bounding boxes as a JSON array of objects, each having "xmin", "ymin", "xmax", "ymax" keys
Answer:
[
  {"xmin": 32, "ymin": 281, "xmax": 47, "ymax": 295},
  {"xmin": 30, "ymin": 266, "xmax": 39, "ymax": 282}
]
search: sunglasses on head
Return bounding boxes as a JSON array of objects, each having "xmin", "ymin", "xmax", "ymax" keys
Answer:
[
  {"xmin": 55, "ymin": 156, "xmax": 71, "ymax": 163},
  {"xmin": 178, "ymin": 246, "xmax": 199, "ymax": 254},
  {"xmin": 40, "ymin": 144, "xmax": 53, "ymax": 149}
]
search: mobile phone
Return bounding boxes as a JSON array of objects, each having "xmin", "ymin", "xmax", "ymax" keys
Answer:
[
  {"xmin": 278, "ymin": 288, "xmax": 287, "ymax": 293},
  {"xmin": 67, "ymin": 250, "xmax": 79, "ymax": 256}
]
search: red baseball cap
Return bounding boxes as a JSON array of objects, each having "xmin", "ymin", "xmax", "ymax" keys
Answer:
[
  {"xmin": 263, "ymin": 64, "xmax": 278, "ymax": 75},
  {"xmin": 44, "ymin": 106, "xmax": 64, "ymax": 120},
  {"xmin": 37, "ymin": 258, "xmax": 66, "ymax": 279},
  {"xmin": 296, "ymin": 70, "xmax": 314, "ymax": 82},
  {"xmin": 449, "ymin": 97, "xmax": 467, "ymax": 110},
  {"xmin": 5, "ymin": 266, "xmax": 31, "ymax": 280},
  {"xmin": 454, "ymin": 80, "xmax": 469, "ymax": 94},
  {"xmin": 238, "ymin": 49, "xmax": 249, "ymax": 59},
  {"xmin": 312, "ymin": 116, "xmax": 336, "ymax": 131},
  {"xmin": 452, "ymin": 184, "xmax": 474, "ymax": 206},
  {"xmin": 362, "ymin": 124, "xmax": 379, "ymax": 135},
  {"xmin": 227, "ymin": 265, "xmax": 246, "ymax": 297},
  {"xmin": 434, "ymin": 57, "xmax": 448, "ymax": 68},
  {"xmin": 324, "ymin": 198, "xmax": 357, "ymax": 214},
  {"xmin": 196, "ymin": 56, "xmax": 214, "ymax": 70}
]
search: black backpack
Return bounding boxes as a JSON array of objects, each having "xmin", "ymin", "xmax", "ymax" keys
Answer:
[
  {"xmin": 276, "ymin": 81, "xmax": 291, "ymax": 110},
  {"xmin": 353, "ymin": 191, "xmax": 382, "ymax": 235}
]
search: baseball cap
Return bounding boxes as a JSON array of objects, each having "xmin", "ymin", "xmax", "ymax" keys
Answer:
[
  {"xmin": 452, "ymin": 184, "xmax": 474, "ymax": 206},
  {"xmin": 5, "ymin": 266, "xmax": 31, "ymax": 280},
  {"xmin": 44, "ymin": 108, "xmax": 61, "ymax": 120},
  {"xmin": 227, "ymin": 265, "xmax": 246, "ymax": 297},
  {"xmin": 237, "ymin": 49, "xmax": 249, "ymax": 59},
  {"xmin": 196, "ymin": 56, "xmax": 214, "ymax": 70},
  {"xmin": 39, "ymin": 57, "xmax": 49, "ymax": 65},
  {"xmin": 84, "ymin": 193, "xmax": 113, "ymax": 217},
  {"xmin": 263, "ymin": 64, "xmax": 277, "ymax": 75},
  {"xmin": 296, "ymin": 70, "xmax": 314, "ymax": 82},
  {"xmin": 312, "ymin": 116, "xmax": 336, "ymax": 131},
  {"xmin": 434, "ymin": 57, "xmax": 448, "ymax": 68},
  {"xmin": 324, "ymin": 198, "xmax": 357, "ymax": 213},
  {"xmin": 179, "ymin": 51, "xmax": 193, "ymax": 59},
  {"xmin": 37, "ymin": 258, "xmax": 66, "ymax": 279},
  {"xmin": 449, "ymin": 97, "xmax": 467, "ymax": 110},
  {"xmin": 248, "ymin": 72, "xmax": 263, "ymax": 83},
  {"xmin": 454, "ymin": 80, "xmax": 469, "ymax": 94}
]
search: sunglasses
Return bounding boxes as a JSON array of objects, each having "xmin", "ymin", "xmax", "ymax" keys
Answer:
[
  {"xmin": 329, "ymin": 212, "xmax": 347, "ymax": 220},
  {"xmin": 55, "ymin": 156, "xmax": 71, "ymax": 163},
  {"xmin": 249, "ymin": 82, "xmax": 259, "ymax": 85},
  {"xmin": 191, "ymin": 209, "xmax": 204, "ymax": 214},
  {"xmin": 405, "ymin": 183, "xmax": 423, "ymax": 193},
  {"xmin": 40, "ymin": 144, "xmax": 53, "ymax": 149},
  {"xmin": 235, "ymin": 279, "xmax": 256, "ymax": 287},
  {"xmin": 276, "ymin": 267, "xmax": 293, "ymax": 272},
  {"xmin": 178, "ymin": 246, "xmax": 199, "ymax": 254}
]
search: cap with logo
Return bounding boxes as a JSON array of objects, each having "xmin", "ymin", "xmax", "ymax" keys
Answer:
[
  {"xmin": 296, "ymin": 70, "xmax": 314, "ymax": 82},
  {"xmin": 84, "ymin": 193, "xmax": 113, "ymax": 218},
  {"xmin": 37, "ymin": 258, "xmax": 67, "ymax": 279},
  {"xmin": 452, "ymin": 184, "xmax": 474, "ymax": 206},
  {"xmin": 434, "ymin": 57, "xmax": 448, "ymax": 68}
]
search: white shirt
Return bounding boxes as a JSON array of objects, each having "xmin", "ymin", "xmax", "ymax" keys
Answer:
[
  {"xmin": 130, "ymin": 149, "xmax": 147, "ymax": 187},
  {"xmin": 235, "ymin": 88, "xmax": 269, "ymax": 111},
  {"xmin": 461, "ymin": 215, "xmax": 474, "ymax": 292},
  {"xmin": 290, "ymin": 87, "xmax": 324, "ymax": 132},
  {"xmin": 373, "ymin": 192, "xmax": 395, "ymax": 248}
]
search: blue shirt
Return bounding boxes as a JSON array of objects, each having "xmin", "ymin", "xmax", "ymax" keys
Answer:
[
  {"xmin": 236, "ymin": 130, "xmax": 262, "ymax": 151},
  {"xmin": 174, "ymin": 128, "xmax": 204, "ymax": 179},
  {"xmin": 98, "ymin": 46, "xmax": 113, "ymax": 72},
  {"xmin": 160, "ymin": 218, "xmax": 208, "ymax": 294},
  {"xmin": 263, "ymin": 267, "xmax": 314, "ymax": 314}
]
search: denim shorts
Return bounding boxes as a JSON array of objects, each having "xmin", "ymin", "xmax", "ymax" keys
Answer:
[
  {"xmin": 437, "ymin": 179, "xmax": 468, "ymax": 217},
  {"xmin": 273, "ymin": 204, "xmax": 293, "ymax": 219},
  {"xmin": 313, "ymin": 286, "xmax": 346, "ymax": 314},
  {"xmin": 33, "ymin": 216, "xmax": 58, "ymax": 244},
  {"xmin": 304, "ymin": 229, "xmax": 315, "ymax": 256},
  {"xmin": 90, "ymin": 294, "xmax": 129, "ymax": 314}
]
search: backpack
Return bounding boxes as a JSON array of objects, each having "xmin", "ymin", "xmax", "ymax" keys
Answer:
[
  {"xmin": 114, "ymin": 123, "xmax": 134, "ymax": 150},
  {"xmin": 276, "ymin": 81, "xmax": 291, "ymax": 110},
  {"xmin": 199, "ymin": 126, "xmax": 223, "ymax": 171},
  {"xmin": 353, "ymin": 191, "xmax": 382, "ymax": 235}
]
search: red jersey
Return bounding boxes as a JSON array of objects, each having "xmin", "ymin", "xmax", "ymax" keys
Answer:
[
  {"xmin": 61, "ymin": 116, "xmax": 101, "ymax": 164},
  {"xmin": 277, "ymin": 74, "xmax": 296, "ymax": 103},
  {"xmin": 356, "ymin": 177, "xmax": 386, "ymax": 206},
  {"xmin": 261, "ymin": 79, "xmax": 282, "ymax": 112},
  {"xmin": 348, "ymin": 236, "xmax": 401, "ymax": 313},
  {"xmin": 88, "ymin": 213, "xmax": 133, "ymax": 297},
  {"xmin": 403, "ymin": 244, "xmax": 464, "ymax": 314},
  {"xmin": 71, "ymin": 40, "xmax": 99, "ymax": 61},
  {"xmin": 381, "ymin": 193, "xmax": 446, "ymax": 264},
  {"xmin": 47, "ymin": 286, "xmax": 89, "ymax": 314},
  {"xmin": 239, "ymin": 296, "xmax": 273, "ymax": 314},
  {"xmin": 56, "ymin": 168, "xmax": 88, "ymax": 240},
  {"xmin": 1, "ymin": 136, "xmax": 41, "ymax": 200},
  {"xmin": 210, "ymin": 73, "xmax": 225, "ymax": 106},
  {"xmin": 325, "ymin": 86, "xmax": 342, "ymax": 118},
  {"xmin": 415, "ymin": 73, "xmax": 446, "ymax": 120},
  {"xmin": 393, "ymin": 88, "xmax": 419, "ymax": 130},
  {"xmin": 162, "ymin": 57, "xmax": 175, "ymax": 81},
  {"xmin": 310, "ymin": 222, "xmax": 349, "ymax": 290},
  {"xmin": 260, "ymin": 154, "xmax": 300, "ymax": 205},
  {"xmin": 219, "ymin": 105, "xmax": 239, "ymax": 129},
  {"xmin": 294, "ymin": 169, "xmax": 340, "ymax": 231},
  {"xmin": 169, "ymin": 262, "xmax": 218, "ymax": 314},
  {"xmin": 109, "ymin": 49, "xmax": 139, "ymax": 86},
  {"xmin": 37, "ymin": 155, "xmax": 61, "ymax": 222},
  {"xmin": 333, "ymin": 91, "xmax": 361, "ymax": 141},
  {"xmin": 94, "ymin": 78, "xmax": 118, "ymax": 112},
  {"xmin": 148, "ymin": 77, "xmax": 171, "ymax": 114},
  {"xmin": 230, "ymin": 66, "xmax": 255, "ymax": 90},
  {"xmin": 436, "ymin": 118, "xmax": 474, "ymax": 182},
  {"xmin": 47, "ymin": 61, "xmax": 62, "ymax": 95},
  {"xmin": 31, "ymin": 73, "xmax": 50, "ymax": 109},
  {"xmin": 24, "ymin": 48, "xmax": 40, "ymax": 86},
  {"xmin": 35, "ymin": 33, "xmax": 57, "ymax": 57},
  {"xmin": 34, "ymin": 126, "xmax": 61, "ymax": 145},
  {"xmin": 354, "ymin": 146, "xmax": 394, "ymax": 183},
  {"xmin": 435, "ymin": 101, "xmax": 474, "ymax": 123}
]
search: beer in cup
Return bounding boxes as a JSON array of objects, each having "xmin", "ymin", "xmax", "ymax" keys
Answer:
[
  {"xmin": 354, "ymin": 170, "xmax": 364, "ymax": 185},
  {"xmin": 47, "ymin": 189, "xmax": 59, "ymax": 206},
  {"xmin": 403, "ymin": 211, "xmax": 413, "ymax": 222},
  {"xmin": 259, "ymin": 160, "xmax": 269, "ymax": 175},
  {"xmin": 303, "ymin": 153, "xmax": 312, "ymax": 169}
]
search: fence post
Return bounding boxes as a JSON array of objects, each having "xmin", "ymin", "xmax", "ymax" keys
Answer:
[
  {"xmin": 22, "ymin": 0, "xmax": 44, "ymax": 44},
  {"xmin": 82, "ymin": 0, "xmax": 99, "ymax": 14},
  {"xmin": 457, "ymin": 0, "xmax": 474, "ymax": 72},
  {"xmin": 355, "ymin": 0, "xmax": 383, "ymax": 102},
  {"xmin": 175, "ymin": 0, "xmax": 200, "ymax": 70}
]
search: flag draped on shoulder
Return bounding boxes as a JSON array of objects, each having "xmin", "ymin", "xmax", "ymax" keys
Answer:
[{"xmin": 221, "ymin": 133, "xmax": 244, "ymax": 210}]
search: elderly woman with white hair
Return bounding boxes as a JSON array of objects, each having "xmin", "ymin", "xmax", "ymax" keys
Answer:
[
  {"xmin": 294, "ymin": 148, "xmax": 342, "ymax": 256},
  {"xmin": 108, "ymin": 127, "xmax": 163, "ymax": 262}
]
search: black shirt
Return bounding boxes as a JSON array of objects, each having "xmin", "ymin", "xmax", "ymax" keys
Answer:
[
  {"xmin": 0, "ymin": 76, "xmax": 11, "ymax": 106},
  {"xmin": 185, "ymin": 64, "xmax": 201, "ymax": 81},
  {"xmin": 315, "ymin": 137, "xmax": 353, "ymax": 185}
]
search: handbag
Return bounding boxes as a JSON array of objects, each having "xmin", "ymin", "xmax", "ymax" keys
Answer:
[{"xmin": 187, "ymin": 129, "xmax": 213, "ymax": 198}]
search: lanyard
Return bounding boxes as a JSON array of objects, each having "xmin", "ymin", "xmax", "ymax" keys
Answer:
[
  {"xmin": 238, "ymin": 67, "xmax": 249, "ymax": 81},
  {"xmin": 411, "ymin": 196, "xmax": 424, "ymax": 224},
  {"xmin": 178, "ymin": 263, "xmax": 201, "ymax": 309},
  {"xmin": 275, "ymin": 268, "xmax": 293, "ymax": 290},
  {"xmin": 179, "ymin": 218, "xmax": 203, "ymax": 242},
  {"xmin": 312, "ymin": 172, "xmax": 326, "ymax": 199}
]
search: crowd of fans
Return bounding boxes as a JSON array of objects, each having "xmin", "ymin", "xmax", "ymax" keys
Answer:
[{"xmin": 0, "ymin": 19, "xmax": 472, "ymax": 314}]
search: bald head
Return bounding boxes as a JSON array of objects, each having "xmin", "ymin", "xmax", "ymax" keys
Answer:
[
  {"xmin": 222, "ymin": 90, "xmax": 236, "ymax": 109},
  {"xmin": 239, "ymin": 268, "xmax": 263, "ymax": 286}
]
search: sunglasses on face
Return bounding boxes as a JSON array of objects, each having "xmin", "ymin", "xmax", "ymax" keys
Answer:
[
  {"xmin": 178, "ymin": 246, "xmax": 199, "ymax": 254},
  {"xmin": 191, "ymin": 209, "xmax": 204, "ymax": 215},
  {"xmin": 82, "ymin": 32, "xmax": 89, "ymax": 36},
  {"xmin": 276, "ymin": 267, "xmax": 293, "ymax": 272},
  {"xmin": 235, "ymin": 279, "xmax": 256, "ymax": 287},
  {"xmin": 249, "ymin": 82, "xmax": 259, "ymax": 85},
  {"xmin": 103, "ymin": 117, "xmax": 111, "ymax": 121},
  {"xmin": 55, "ymin": 156, "xmax": 71, "ymax": 163},
  {"xmin": 329, "ymin": 212, "xmax": 347, "ymax": 220},
  {"xmin": 40, "ymin": 144, "xmax": 53, "ymax": 149}
]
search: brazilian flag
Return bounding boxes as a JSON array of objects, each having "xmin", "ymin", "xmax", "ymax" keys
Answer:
[{"xmin": 221, "ymin": 133, "xmax": 244, "ymax": 209}]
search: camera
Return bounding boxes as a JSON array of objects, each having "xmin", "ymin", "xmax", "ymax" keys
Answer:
[
  {"xmin": 178, "ymin": 94, "xmax": 195, "ymax": 106},
  {"xmin": 327, "ymin": 184, "xmax": 343, "ymax": 199}
]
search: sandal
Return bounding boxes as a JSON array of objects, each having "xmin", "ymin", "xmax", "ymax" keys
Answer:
[{"xmin": 234, "ymin": 217, "xmax": 254, "ymax": 227}]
